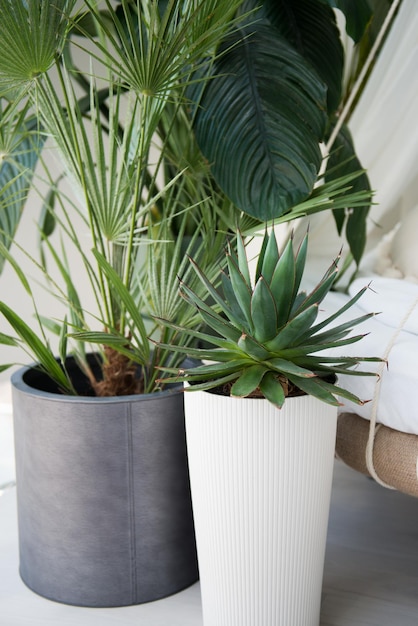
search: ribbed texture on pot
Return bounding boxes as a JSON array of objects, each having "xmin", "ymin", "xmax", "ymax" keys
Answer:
[{"xmin": 184, "ymin": 390, "xmax": 337, "ymax": 626}]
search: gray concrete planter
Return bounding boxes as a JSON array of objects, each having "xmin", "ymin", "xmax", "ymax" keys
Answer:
[{"xmin": 11, "ymin": 357, "xmax": 198, "ymax": 607}]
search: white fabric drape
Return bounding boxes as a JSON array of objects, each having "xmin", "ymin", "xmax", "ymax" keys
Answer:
[
  {"xmin": 303, "ymin": 0, "xmax": 418, "ymax": 433},
  {"xmin": 303, "ymin": 0, "xmax": 418, "ymax": 276}
]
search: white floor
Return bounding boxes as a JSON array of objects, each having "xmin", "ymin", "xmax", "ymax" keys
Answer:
[
  {"xmin": 322, "ymin": 461, "xmax": 418, "ymax": 626},
  {"xmin": 0, "ymin": 379, "xmax": 14, "ymax": 491}
]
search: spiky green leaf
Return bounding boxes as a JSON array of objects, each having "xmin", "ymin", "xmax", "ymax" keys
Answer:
[
  {"xmin": 238, "ymin": 333, "xmax": 269, "ymax": 360},
  {"xmin": 226, "ymin": 252, "xmax": 253, "ymax": 331},
  {"xmin": 268, "ymin": 358, "xmax": 315, "ymax": 378},
  {"xmin": 265, "ymin": 304, "xmax": 319, "ymax": 352},
  {"xmin": 231, "ymin": 364, "xmax": 269, "ymax": 397},
  {"xmin": 287, "ymin": 374, "xmax": 341, "ymax": 406},
  {"xmin": 259, "ymin": 372, "xmax": 286, "ymax": 408},
  {"xmin": 259, "ymin": 229, "xmax": 280, "ymax": 283},
  {"xmin": 270, "ymin": 237, "xmax": 296, "ymax": 327},
  {"xmin": 251, "ymin": 277, "xmax": 278, "ymax": 342}
]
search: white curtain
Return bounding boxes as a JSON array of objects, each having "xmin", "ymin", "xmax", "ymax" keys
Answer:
[
  {"xmin": 303, "ymin": 1, "xmax": 418, "ymax": 434},
  {"xmin": 303, "ymin": 0, "xmax": 418, "ymax": 276}
]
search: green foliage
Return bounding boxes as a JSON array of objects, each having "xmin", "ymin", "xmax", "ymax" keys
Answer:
[
  {"xmin": 0, "ymin": 0, "xmax": 386, "ymax": 395},
  {"xmin": 157, "ymin": 230, "xmax": 382, "ymax": 408},
  {"xmin": 0, "ymin": 0, "xmax": 244, "ymax": 394},
  {"xmin": 191, "ymin": 0, "xmax": 372, "ymax": 251},
  {"xmin": 189, "ymin": 21, "xmax": 328, "ymax": 221},
  {"xmin": 0, "ymin": 0, "xmax": 77, "ymax": 94}
]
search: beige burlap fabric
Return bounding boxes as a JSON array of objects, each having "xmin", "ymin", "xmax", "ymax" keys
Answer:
[{"xmin": 336, "ymin": 413, "xmax": 418, "ymax": 497}]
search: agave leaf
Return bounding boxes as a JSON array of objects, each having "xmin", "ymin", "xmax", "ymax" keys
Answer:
[
  {"xmin": 178, "ymin": 275, "xmax": 243, "ymax": 337},
  {"xmin": 220, "ymin": 271, "xmax": 249, "ymax": 328},
  {"xmin": 304, "ymin": 284, "xmax": 370, "ymax": 338},
  {"xmin": 259, "ymin": 371, "xmax": 286, "ymax": 409},
  {"xmin": 259, "ymin": 229, "xmax": 280, "ymax": 283},
  {"xmin": 154, "ymin": 318, "xmax": 239, "ymax": 352},
  {"xmin": 183, "ymin": 372, "xmax": 241, "ymax": 392},
  {"xmin": 251, "ymin": 277, "xmax": 278, "ymax": 343},
  {"xmin": 278, "ymin": 332, "xmax": 368, "ymax": 358},
  {"xmin": 293, "ymin": 233, "xmax": 309, "ymax": 300},
  {"xmin": 290, "ymin": 290, "xmax": 308, "ymax": 316},
  {"xmin": 226, "ymin": 252, "xmax": 254, "ymax": 332},
  {"xmin": 286, "ymin": 374, "xmax": 341, "ymax": 406},
  {"xmin": 314, "ymin": 364, "xmax": 378, "ymax": 377},
  {"xmin": 238, "ymin": 333, "xmax": 269, "ymax": 360},
  {"xmin": 314, "ymin": 377, "xmax": 368, "ymax": 405},
  {"xmin": 156, "ymin": 341, "xmax": 242, "ymax": 363},
  {"xmin": 255, "ymin": 230, "xmax": 269, "ymax": 283},
  {"xmin": 231, "ymin": 364, "xmax": 269, "ymax": 397},
  {"xmin": 185, "ymin": 258, "xmax": 237, "ymax": 321},
  {"xmin": 265, "ymin": 304, "xmax": 319, "ymax": 352},
  {"xmin": 197, "ymin": 307, "xmax": 243, "ymax": 343},
  {"xmin": 267, "ymin": 358, "xmax": 315, "ymax": 378},
  {"xmin": 301, "ymin": 312, "xmax": 377, "ymax": 346},
  {"xmin": 182, "ymin": 359, "xmax": 248, "ymax": 378},
  {"xmin": 292, "ymin": 269, "xmax": 337, "ymax": 316},
  {"xmin": 270, "ymin": 237, "xmax": 296, "ymax": 327},
  {"xmin": 293, "ymin": 355, "xmax": 382, "ymax": 367},
  {"xmin": 235, "ymin": 233, "xmax": 252, "ymax": 288}
]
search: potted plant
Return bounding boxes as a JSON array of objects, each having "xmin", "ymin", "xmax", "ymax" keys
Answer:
[
  {"xmin": 0, "ymin": 0, "xmax": 248, "ymax": 607},
  {"xmin": 0, "ymin": 0, "xmax": 380, "ymax": 611},
  {"xmin": 156, "ymin": 228, "xmax": 382, "ymax": 626}
]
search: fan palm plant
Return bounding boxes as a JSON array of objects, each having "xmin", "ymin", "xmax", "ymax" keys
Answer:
[
  {"xmin": 0, "ymin": 0, "xmax": 247, "ymax": 394},
  {"xmin": 0, "ymin": 0, "xmax": 379, "ymax": 396}
]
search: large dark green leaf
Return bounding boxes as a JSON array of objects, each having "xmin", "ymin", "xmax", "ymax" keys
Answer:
[
  {"xmin": 190, "ymin": 22, "xmax": 327, "ymax": 222},
  {"xmin": 246, "ymin": 0, "xmax": 344, "ymax": 113},
  {"xmin": 326, "ymin": 121, "xmax": 371, "ymax": 265}
]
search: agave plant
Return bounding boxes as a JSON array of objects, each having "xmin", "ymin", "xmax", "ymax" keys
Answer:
[{"xmin": 157, "ymin": 229, "xmax": 382, "ymax": 408}]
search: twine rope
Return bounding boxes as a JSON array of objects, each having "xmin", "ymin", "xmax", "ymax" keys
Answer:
[{"xmin": 365, "ymin": 293, "xmax": 418, "ymax": 488}]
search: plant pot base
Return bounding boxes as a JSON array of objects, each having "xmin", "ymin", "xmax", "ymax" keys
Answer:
[
  {"xmin": 185, "ymin": 390, "xmax": 337, "ymax": 626},
  {"xmin": 12, "ymin": 361, "xmax": 198, "ymax": 607}
]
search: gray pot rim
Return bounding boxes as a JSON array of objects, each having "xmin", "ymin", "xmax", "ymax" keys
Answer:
[{"xmin": 11, "ymin": 362, "xmax": 184, "ymax": 405}]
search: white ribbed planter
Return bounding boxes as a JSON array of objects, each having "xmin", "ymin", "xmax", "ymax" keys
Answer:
[{"xmin": 184, "ymin": 389, "xmax": 337, "ymax": 626}]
